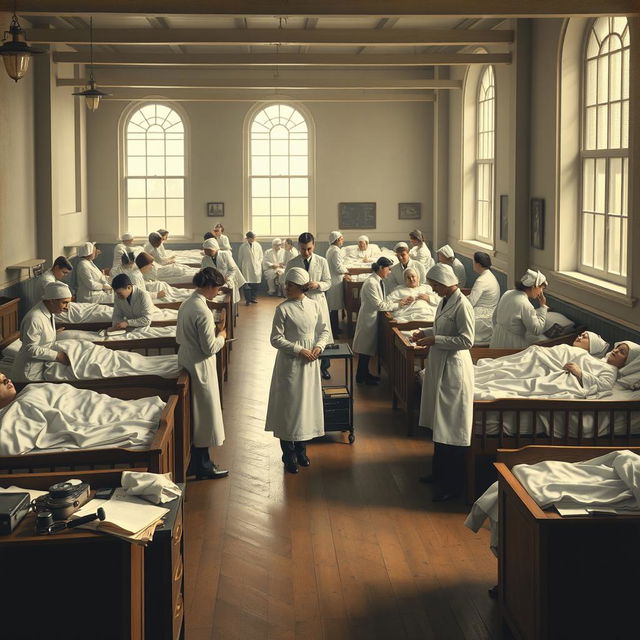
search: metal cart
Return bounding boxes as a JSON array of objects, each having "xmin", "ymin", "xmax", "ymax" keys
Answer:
[{"xmin": 321, "ymin": 343, "xmax": 355, "ymax": 443}]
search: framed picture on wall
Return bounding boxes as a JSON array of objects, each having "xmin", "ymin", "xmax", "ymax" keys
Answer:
[
  {"xmin": 398, "ymin": 202, "xmax": 422, "ymax": 220},
  {"xmin": 530, "ymin": 198, "xmax": 545, "ymax": 250},
  {"xmin": 207, "ymin": 202, "xmax": 224, "ymax": 217},
  {"xmin": 499, "ymin": 195, "xmax": 508, "ymax": 242},
  {"xmin": 338, "ymin": 202, "xmax": 376, "ymax": 229}
]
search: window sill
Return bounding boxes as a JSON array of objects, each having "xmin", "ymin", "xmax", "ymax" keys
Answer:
[
  {"xmin": 453, "ymin": 239, "xmax": 494, "ymax": 255},
  {"xmin": 550, "ymin": 270, "xmax": 636, "ymax": 307}
]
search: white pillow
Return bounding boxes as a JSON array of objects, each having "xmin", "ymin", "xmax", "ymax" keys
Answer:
[
  {"xmin": 1, "ymin": 339, "xmax": 22, "ymax": 361},
  {"xmin": 543, "ymin": 311, "xmax": 575, "ymax": 332}
]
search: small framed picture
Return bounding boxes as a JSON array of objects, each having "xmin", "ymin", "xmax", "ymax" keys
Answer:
[
  {"xmin": 207, "ymin": 202, "xmax": 224, "ymax": 217},
  {"xmin": 499, "ymin": 195, "xmax": 508, "ymax": 242},
  {"xmin": 398, "ymin": 202, "xmax": 422, "ymax": 220},
  {"xmin": 530, "ymin": 198, "xmax": 545, "ymax": 250}
]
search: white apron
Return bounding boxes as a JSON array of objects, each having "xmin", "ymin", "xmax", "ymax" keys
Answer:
[
  {"xmin": 176, "ymin": 291, "xmax": 225, "ymax": 447},
  {"xmin": 467, "ymin": 269, "xmax": 501, "ymax": 345},
  {"xmin": 238, "ymin": 241, "xmax": 264, "ymax": 284},
  {"xmin": 418, "ymin": 288, "xmax": 475, "ymax": 446},
  {"xmin": 489, "ymin": 289, "xmax": 548, "ymax": 349},
  {"xmin": 265, "ymin": 296, "xmax": 330, "ymax": 441}
]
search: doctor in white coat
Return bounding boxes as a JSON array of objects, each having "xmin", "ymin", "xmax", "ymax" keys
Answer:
[
  {"xmin": 409, "ymin": 229, "xmax": 435, "ymax": 272},
  {"xmin": 285, "ymin": 232, "xmax": 333, "ymax": 379},
  {"xmin": 76, "ymin": 242, "xmax": 113, "ymax": 303},
  {"xmin": 263, "ymin": 238, "xmax": 286, "ymax": 296},
  {"xmin": 353, "ymin": 257, "xmax": 412, "ymax": 384},
  {"xmin": 490, "ymin": 269, "xmax": 549, "ymax": 349},
  {"xmin": 436, "ymin": 244, "xmax": 467, "ymax": 288},
  {"xmin": 325, "ymin": 230, "xmax": 350, "ymax": 336},
  {"xmin": 12, "ymin": 282, "xmax": 72, "ymax": 382},
  {"xmin": 176, "ymin": 267, "xmax": 229, "ymax": 480},
  {"xmin": 414, "ymin": 263, "xmax": 475, "ymax": 502},
  {"xmin": 35, "ymin": 256, "xmax": 73, "ymax": 303},
  {"xmin": 387, "ymin": 242, "xmax": 426, "ymax": 290},
  {"xmin": 107, "ymin": 274, "xmax": 155, "ymax": 332},
  {"xmin": 201, "ymin": 238, "xmax": 241, "ymax": 304},
  {"xmin": 467, "ymin": 252, "xmax": 501, "ymax": 345},
  {"xmin": 237, "ymin": 231, "xmax": 263, "ymax": 305},
  {"xmin": 265, "ymin": 267, "xmax": 330, "ymax": 474}
]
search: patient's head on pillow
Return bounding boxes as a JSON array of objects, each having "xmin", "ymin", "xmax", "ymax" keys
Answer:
[
  {"xmin": 403, "ymin": 267, "xmax": 419, "ymax": 288},
  {"xmin": 612, "ymin": 341, "xmax": 640, "ymax": 388},
  {"xmin": 0, "ymin": 374, "xmax": 16, "ymax": 409},
  {"xmin": 573, "ymin": 331, "xmax": 610, "ymax": 358},
  {"xmin": 607, "ymin": 342, "xmax": 632, "ymax": 369}
]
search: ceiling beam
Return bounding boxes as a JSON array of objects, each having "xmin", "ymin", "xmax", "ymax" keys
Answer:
[
  {"xmin": 28, "ymin": 27, "xmax": 514, "ymax": 46},
  {"xmin": 5, "ymin": 1, "xmax": 638, "ymax": 17},
  {"xmin": 51, "ymin": 51, "xmax": 512, "ymax": 66}
]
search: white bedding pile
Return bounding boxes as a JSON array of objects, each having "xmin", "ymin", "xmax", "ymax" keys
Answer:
[
  {"xmin": 56, "ymin": 302, "xmax": 178, "ymax": 324},
  {"xmin": 155, "ymin": 263, "xmax": 199, "ymax": 284},
  {"xmin": 171, "ymin": 249, "xmax": 204, "ymax": 265},
  {"xmin": 58, "ymin": 326, "xmax": 177, "ymax": 343},
  {"xmin": 391, "ymin": 300, "xmax": 438, "ymax": 324},
  {"xmin": 0, "ymin": 383, "xmax": 165, "ymax": 455}
]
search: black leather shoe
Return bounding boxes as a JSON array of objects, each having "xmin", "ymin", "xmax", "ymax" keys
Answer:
[
  {"xmin": 245, "ymin": 301, "xmax": 251, "ymax": 306},
  {"xmin": 320, "ymin": 369, "xmax": 331, "ymax": 380},
  {"xmin": 250, "ymin": 299, "xmax": 258, "ymax": 304},
  {"xmin": 419, "ymin": 475, "xmax": 434, "ymax": 484},
  {"xmin": 432, "ymin": 490, "xmax": 458, "ymax": 503},
  {"xmin": 195, "ymin": 465, "xmax": 229, "ymax": 480},
  {"xmin": 297, "ymin": 452, "xmax": 310, "ymax": 467},
  {"xmin": 356, "ymin": 376, "xmax": 378, "ymax": 385},
  {"xmin": 368, "ymin": 374, "xmax": 381, "ymax": 382},
  {"xmin": 284, "ymin": 460, "xmax": 299, "ymax": 474}
]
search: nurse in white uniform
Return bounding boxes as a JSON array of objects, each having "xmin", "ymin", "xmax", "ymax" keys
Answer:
[
  {"xmin": 387, "ymin": 241, "xmax": 426, "ymax": 290},
  {"xmin": 325, "ymin": 230, "xmax": 350, "ymax": 336},
  {"xmin": 436, "ymin": 244, "xmax": 467, "ymax": 288},
  {"xmin": 35, "ymin": 256, "xmax": 73, "ymax": 302},
  {"xmin": 283, "ymin": 238, "xmax": 298, "ymax": 263},
  {"xmin": 264, "ymin": 267, "xmax": 330, "ymax": 474},
  {"xmin": 107, "ymin": 274, "xmax": 155, "ymax": 332},
  {"xmin": 467, "ymin": 252, "xmax": 501, "ymax": 345},
  {"xmin": 490, "ymin": 269, "xmax": 549, "ymax": 349},
  {"xmin": 414, "ymin": 263, "xmax": 475, "ymax": 502},
  {"xmin": 237, "ymin": 231, "xmax": 263, "ymax": 305},
  {"xmin": 212, "ymin": 223, "xmax": 233, "ymax": 253},
  {"xmin": 12, "ymin": 282, "xmax": 72, "ymax": 382},
  {"xmin": 409, "ymin": 229, "xmax": 435, "ymax": 272},
  {"xmin": 75, "ymin": 242, "xmax": 113, "ymax": 304},
  {"xmin": 112, "ymin": 232, "xmax": 136, "ymax": 271},
  {"xmin": 352, "ymin": 257, "xmax": 412, "ymax": 385},
  {"xmin": 201, "ymin": 238, "xmax": 241, "ymax": 303},
  {"xmin": 144, "ymin": 232, "xmax": 175, "ymax": 265},
  {"xmin": 176, "ymin": 267, "xmax": 229, "ymax": 480},
  {"xmin": 263, "ymin": 238, "xmax": 286, "ymax": 296}
]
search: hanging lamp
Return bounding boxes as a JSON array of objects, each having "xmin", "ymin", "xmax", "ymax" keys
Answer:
[
  {"xmin": 73, "ymin": 17, "xmax": 110, "ymax": 111},
  {"xmin": 0, "ymin": 7, "xmax": 43, "ymax": 82}
]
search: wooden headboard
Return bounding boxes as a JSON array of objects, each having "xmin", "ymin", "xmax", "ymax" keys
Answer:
[{"xmin": 0, "ymin": 297, "xmax": 20, "ymax": 351}]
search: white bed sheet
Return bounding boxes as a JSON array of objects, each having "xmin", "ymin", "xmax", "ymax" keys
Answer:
[{"xmin": 56, "ymin": 302, "xmax": 178, "ymax": 324}]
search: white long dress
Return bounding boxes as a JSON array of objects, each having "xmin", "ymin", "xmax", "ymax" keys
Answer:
[
  {"xmin": 325, "ymin": 245, "xmax": 349, "ymax": 311},
  {"xmin": 467, "ymin": 269, "xmax": 501, "ymax": 345},
  {"xmin": 490, "ymin": 289, "xmax": 548, "ymax": 349},
  {"xmin": 409, "ymin": 244, "xmax": 435, "ymax": 272},
  {"xmin": 387, "ymin": 259, "xmax": 426, "ymax": 290},
  {"xmin": 237, "ymin": 241, "xmax": 264, "ymax": 284},
  {"xmin": 176, "ymin": 291, "xmax": 225, "ymax": 447},
  {"xmin": 352, "ymin": 274, "xmax": 399, "ymax": 356},
  {"xmin": 111, "ymin": 286, "xmax": 155, "ymax": 329},
  {"xmin": 263, "ymin": 247, "xmax": 286, "ymax": 293},
  {"xmin": 418, "ymin": 289, "xmax": 475, "ymax": 446},
  {"xmin": 264, "ymin": 296, "xmax": 330, "ymax": 441},
  {"xmin": 75, "ymin": 259, "xmax": 113, "ymax": 304}
]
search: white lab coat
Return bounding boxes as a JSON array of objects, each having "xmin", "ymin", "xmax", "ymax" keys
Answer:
[
  {"xmin": 176, "ymin": 291, "xmax": 225, "ymax": 447},
  {"xmin": 387, "ymin": 259, "xmax": 426, "ymax": 290},
  {"xmin": 409, "ymin": 244, "xmax": 435, "ymax": 272},
  {"xmin": 112, "ymin": 243, "xmax": 132, "ymax": 270},
  {"xmin": 264, "ymin": 296, "xmax": 330, "ymax": 441},
  {"xmin": 35, "ymin": 270, "xmax": 57, "ymax": 302},
  {"xmin": 143, "ymin": 242, "xmax": 172, "ymax": 265},
  {"xmin": 352, "ymin": 274, "xmax": 399, "ymax": 356},
  {"xmin": 490, "ymin": 289, "xmax": 548, "ymax": 349},
  {"xmin": 12, "ymin": 302, "xmax": 61, "ymax": 382},
  {"xmin": 201, "ymin": 253, "xmax": 241, "ymax": 303},
  {"xmin": 283, "ymin": 247, "xmax": 298, "ymax": 263},
  {"xmin": 285, "ymin": 254, "xmax": 334, "ymax": 343},
  {"xmin": 467, "ymin": 269, "xmax": 501, "ymax": 345},
  {"xmin": 76, "ymin": 259, "xmax": 113, "ymax": 304},
  {"xmin": 263, "ymin": 248, "xmax": 286, "ymax": 292},
  {"xmin": 418, "ymin": 288, "xmax": 475, "ymax": 446},
  {"xmin": 216, "ymin": 234, "xmax": 232, "ymax": 252},
  {"xmin": 237, "ymin": 241, "xmax": 264, "ymax": 283},
  {"xmin": 112, "ymin": 286, "xmax": 155, "ymax": 329},
  {"xmin": 325, "ymin": 245, "xmax": 349, "ymax": 311}
]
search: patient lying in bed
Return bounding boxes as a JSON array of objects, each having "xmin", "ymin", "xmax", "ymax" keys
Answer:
[
  {"xmin": 0, "ymin": 374, "xmax": 165, "ymax": 456},
  {"xmin": 56, "ymin": 302, "xmax": 179, "ymax": 324},
  {"xmin": 386, "ymin": 267, "xmax": 440, "ymax": 323}
]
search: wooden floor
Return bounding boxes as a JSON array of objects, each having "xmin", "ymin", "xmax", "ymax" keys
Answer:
[{"xmin": 184, "ymin": 296, "xmax": 499, "ymax": 640}]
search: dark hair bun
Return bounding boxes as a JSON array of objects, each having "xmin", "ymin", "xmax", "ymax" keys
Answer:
[
  {"xmin": 193, "ymin": 267, "xmax": 225, "ymax": 288},
  {"xmin": 473, "ymin": 251, "xmax": 492, "ymax": 268}
]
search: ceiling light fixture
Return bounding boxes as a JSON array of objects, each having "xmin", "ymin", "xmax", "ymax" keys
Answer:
[
  {"xmin": 0, "ymin": 4, "xmax": 43, "ymax": 82},
  {"xmin": 73, "ymin": 16, "xmax": 110, "ymax": 111}
]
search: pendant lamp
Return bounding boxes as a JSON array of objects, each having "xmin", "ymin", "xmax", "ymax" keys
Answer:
[
  {"xmin": 0, "ymin": 9, "xmax": 43, "ymax": 82},
  {"xmin": 73, "ymin": 17, "xmax": 110, "ymax": 111}
]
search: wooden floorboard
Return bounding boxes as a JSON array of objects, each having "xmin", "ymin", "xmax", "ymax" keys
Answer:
[{"xmin": 184, "ymin": 296, "xmax": 499, "ymax": 639}]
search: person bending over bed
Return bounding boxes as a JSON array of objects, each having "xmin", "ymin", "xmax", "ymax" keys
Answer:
[
  {"xmin": 107, "ymin": 274, "xmax": 155, "ymax": 333},
  {"xmin": 12, "ymin": 282, "xmax": 72, "ymax": 382},
  {"xmin": 134, "ymin": 252, "xmax": 190, "ymax": 302}
]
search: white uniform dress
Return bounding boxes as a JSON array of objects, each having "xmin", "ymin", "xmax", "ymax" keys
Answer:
[
  {"xmin": 201, "ymin": 253, "xmax": 241, "ymax": 303},
  {"xmin": 76, "ymin": 259, "xmax": 113, "ymax": 304},
  {"xmin": 467, "ymin": 269, "xmax": 501, "ymax": 345},
  {"xmin": 409, "ymin": 244, "xmax": 435, "ymax": 272},
  {"xmin": 490, "ymin": 289, "xmax": 548, "ymax": 349},
  {"xmin": 352, "ymin": 274, "xmax": 399, "ymax": 356},
  {"xmin": 112, "ymin": 286, "xmax": 155, "ymax": 329},
  {"xmin": 112, "ymin": 243, "xmax": 130, "ymax": 270},
  {"xmin": 263, "ymin": 247, "xmax": 286, "ymax": 293},
  {"xmin": 285, "ymin": 254, "xmax": 334, "ymax": 343},
  {"xmin": 12, "ymin": 302, "xmax": 61, "ymax": 382},
  {"xmin": 418, "ymin": 288, "xmax": 475, "ymax": 446},
  {"xmin": 325, "ymin": 245, "xmax": 349, "ymax": 311},
  {"xmin": 264, "ymin": 296, "xmax": 330, "ymax": 441},
  {"xmin": 237, "ymin": 241, "xmax": 264, "ymax": 284},
  {"xmin": 176, "ymin": 291, "xmax": 225, "ymax": 447},
  {"xmin": 387, "ymin": 259, "xmax": 426, "ymax": 290}
]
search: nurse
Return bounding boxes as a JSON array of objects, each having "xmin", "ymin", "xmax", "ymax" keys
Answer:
[
  {"xmin": 201, "ymin": 238, "xmax": 240, "ymax": 303},
  {"xmin": 12, "ymin": 281, "xmax": 72, "ymax": 382},
  {"xmin": 144, "ymin": 232, "xmax": 175, "ymax": 265},
  {"xmin": 264, "ymin": 267, "xmax": 330, "ymax": 474},
  {"xmin": 408, "ymin": 229, "xmax": 435, "ymax": 272},
  {"xmin": 436, "ymin": 244, "xmax": 467, "ymax": 287},
  {"xmin": 76, "ymin": 242, "xmax": 113, "ymax": 303},
  {"xmin": 212, "ymin": 223, "xmax": 233, "ymax": 252},
  {"xmin": 414, "ymin": 263, "xmax": 475, "ymax": 502},
  {"xmin": 263, "ymin": 238, "xmax": 286, "ymax": 296},
  {"xmin": 325, "ymin": 230, "xmax": 350, "ymax": 336},
  {"xmin": 387, "ymin": 242, "xmax": 426, "ymax": 290},
  {"xmin": 108, "ymin": 274, "xmax": 155, "ymax": 332},
  {"xmin": 176, "ymin": 267, "xmax": 229, "ymax": 480},
  {"xmin": 353, "ymin": 257, "xmax": 412, "ymax": 385},
  {"xmin": 112, "ymin": 232, "xmax": 136, "ymax": 270},
  {"xmin": 467, "ymin": 252, "xmax": 501, "ymax": 345},
  {"xmin": 490, "ymin": 269, "xmax": 549, "ymax": 349},
  {"xmin": 237, "ymin": 231, "xmax": 264, "ymax": 305}
]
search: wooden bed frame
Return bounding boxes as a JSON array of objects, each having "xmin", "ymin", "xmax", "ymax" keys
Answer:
[
  {"xmin": 0, "ymin": 297, "xmax": 20, "ymax": 347},
  {"xmin": 342, "ymin": 267, "xmax": 370, "ymax": 337},
  {"xmin": 495, "ymin": 445, "xmax": 640, "ymax": 640}
]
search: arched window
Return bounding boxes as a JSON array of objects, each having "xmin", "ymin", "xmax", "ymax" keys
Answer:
[
  {"xmin": 249, "ymin": 104, "xmax": 310, "ymax": 236},
  {"xmin": 580, "ymin": 17, "xmax": 629, "ymax": 283},
  {"xmin": 124, "ymin": 103, "xmax": 185, "ymax": 237},
  {"xmin": 475, "ymin": 66, "xmax": 495, "ymax": 244}
]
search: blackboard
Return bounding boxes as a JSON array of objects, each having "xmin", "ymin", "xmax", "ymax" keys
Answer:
[{"xmin": 338, "ymin": 202, "xmax": 376, "ymax": 229}]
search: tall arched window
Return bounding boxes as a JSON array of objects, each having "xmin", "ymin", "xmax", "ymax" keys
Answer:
[
  {"xmin": 125, "ymin": 103, "xmax": 185, "ymax": 237},
  {"xmin": 580, "ymin": 17, "xmax": 629, "ymax": 283},
  {"xmin": 475, "ymin": 66, "xmax": 495, "ymax": 244},
  {"xmin": 249, "ymin": 104, "xmax": 309, "ymax": 236}
]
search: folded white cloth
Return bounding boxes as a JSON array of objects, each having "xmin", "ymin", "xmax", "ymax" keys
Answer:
[{"xmin": 121, "ymin": 471, "xmax": 181, "ymax": 504}]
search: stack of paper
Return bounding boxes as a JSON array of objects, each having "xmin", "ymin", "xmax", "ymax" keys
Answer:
[{"xmin": 323, "ymin": 387, "xmax": 349, "ymax": 398}]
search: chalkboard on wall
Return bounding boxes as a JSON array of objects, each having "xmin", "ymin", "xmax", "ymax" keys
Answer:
[{"xmin": 338, "ymin": 202, "xmax": 376, "ymax": 229}]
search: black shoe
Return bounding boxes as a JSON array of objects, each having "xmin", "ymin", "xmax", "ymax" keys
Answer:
[
  {"xmin": 250, "ymin": 299, "xmax": 258, "ymax": 304},
  {"xmin": 320, "ymin": 369, "xmax": 331, "ymax": 380},
  {"xmin": 297, "ymin": 452, "xmax": 310, "ymax": 467},
  {"xmin": 368, "ymin": 374, "xmax": 381, "ymax": 382},
  {"xmin": 488, "ymin": 585, "xmax": 499, "ymax": 600},
  {"xmin": 432, "ymin": 490, "xmax": 458, "ymax": 503},
  {"xmin": 245, "ymin": 301, "xmax": 251, "ymax": 306},
  {"xmin": 284, "ymin": 460, "xmax": 299, "ymax": 474},
  {"xmin": 195, "ymin": 465, "xmax": 229, "ymax": 480},
  {"xmin": 356, "ymin": 375, "xmax": 379, "ymax": 385},
  {"xmin": 419, "ymin": 475, "xmax": 434, "ymax": 484}
]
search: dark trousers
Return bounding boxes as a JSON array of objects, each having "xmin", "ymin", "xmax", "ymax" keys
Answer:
[
  {"xmin": 188, "ymin": 446, "xmax": 213, "ymax": 474},
  {"xmin": 320, "ymin": 356, "xmax": 330, "ymax": 372},
  {"xmin": 432, "ymin": 442, "xmax": 467, "ymax": 494},
  {"xmin": 243, "ymin": 283, "xmax": 259, "ymax": 302},
  {"xmin": 356, "ymin": 353, "xmax": 371, "ymax": 380},
  {"xmin": 329, "ymin": 309, "xmax": 341, "ymax": 336},
  {"xmin": 280, "ymin": 439, "xmax": 307, "ymax": 463}
]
